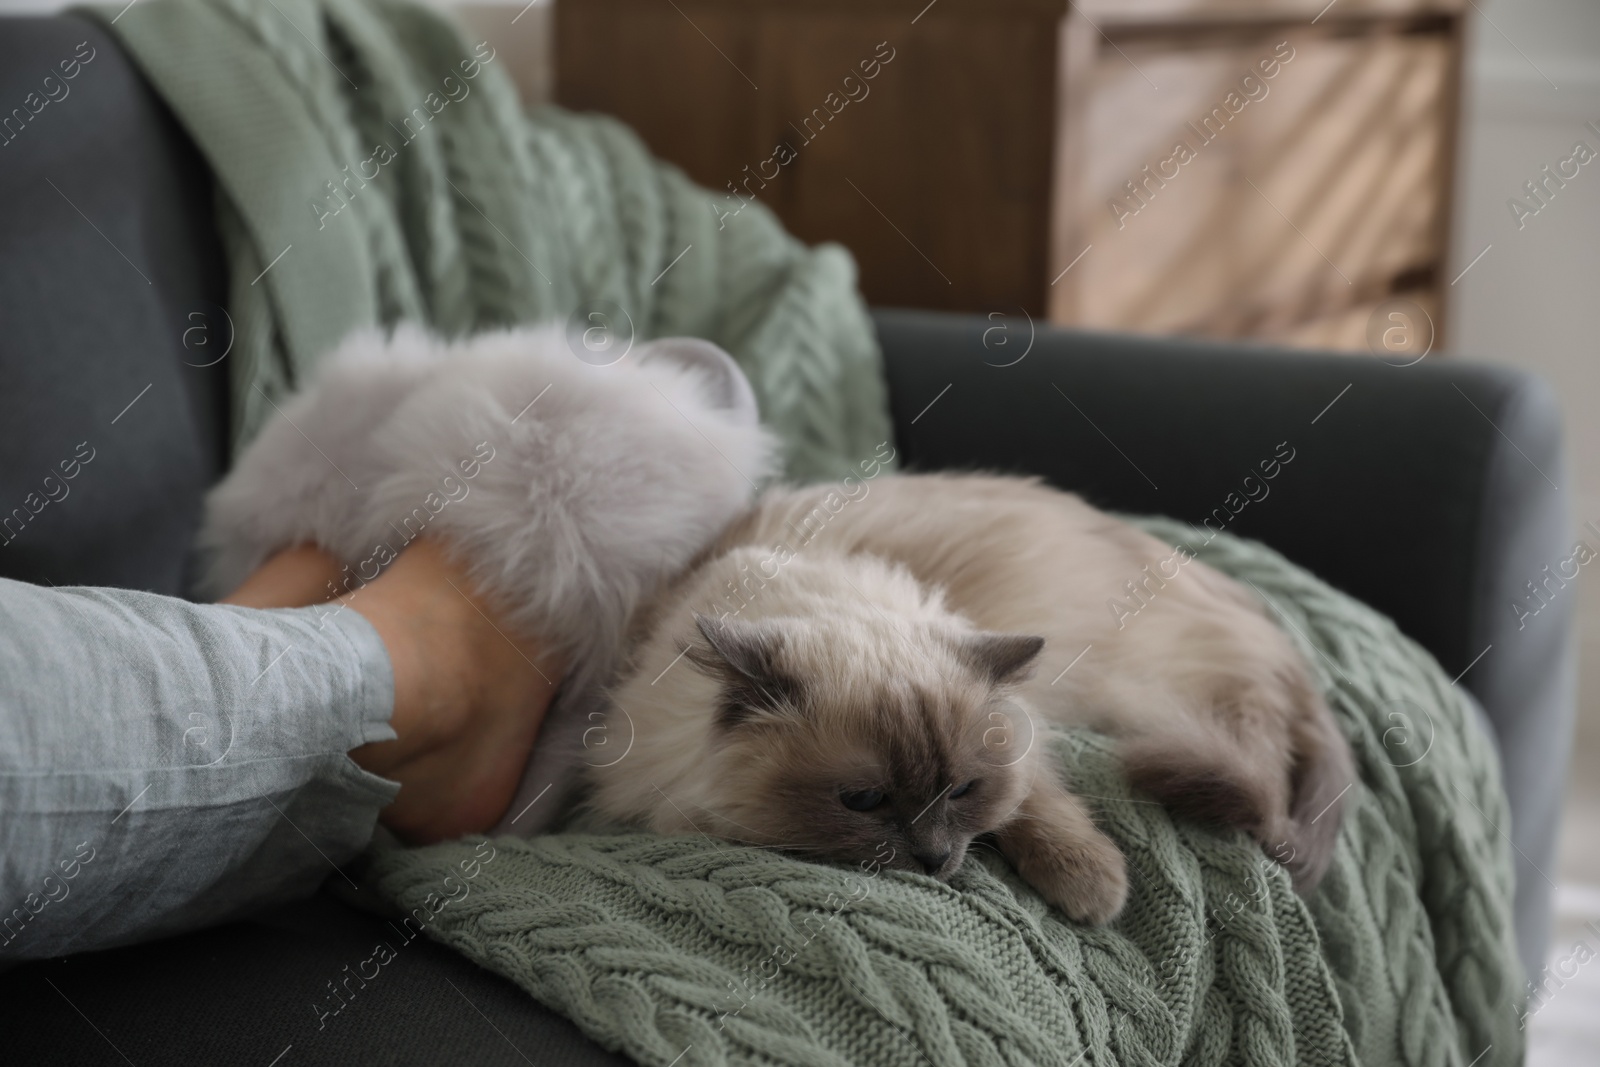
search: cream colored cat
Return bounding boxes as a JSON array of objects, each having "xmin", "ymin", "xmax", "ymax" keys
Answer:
[{"xmin": 588, "ymin": 472, "xmax": 1352, "ymax": 924}]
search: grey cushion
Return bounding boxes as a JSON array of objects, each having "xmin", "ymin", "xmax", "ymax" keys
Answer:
[{"xmin": 0, "ymin": 14, "xmax": 228, "ymax": 596}]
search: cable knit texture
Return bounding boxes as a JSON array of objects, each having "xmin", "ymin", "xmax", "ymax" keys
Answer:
[
  {"xmin": 366, "ymin": 520, "xmax": 1524, "ymax": 1067},
  {"xmin": 86, "ymin": 0, "xmax": 891, "ymax": 484}
]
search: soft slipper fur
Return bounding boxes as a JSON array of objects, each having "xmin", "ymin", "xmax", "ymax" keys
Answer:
[{"xmin": 198, "ymin": 323, "xmax": 777, "ymax": 833}]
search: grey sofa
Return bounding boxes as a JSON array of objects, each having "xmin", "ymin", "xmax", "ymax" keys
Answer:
[{"xmin": 0, "ymin": 12, "xmax": 1573, "ymax": 1065}]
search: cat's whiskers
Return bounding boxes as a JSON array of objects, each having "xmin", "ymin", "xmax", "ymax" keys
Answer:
[
  {"xmin": 674, "ymin": 796, "xmax": 815, "ymax": 850},
  {"xmin": 649, "ymin": 782, "xmax": 727, "ymax": 852},
  {"xmin": 678, "ymin": 799, "xmax": 891, "ymax": 860},
  {"xmin": 1070, "ymin": 790, "xmax": 1162, "ymax": 806}
]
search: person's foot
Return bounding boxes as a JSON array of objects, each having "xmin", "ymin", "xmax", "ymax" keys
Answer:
[{"xmin": 225, "ymin": 540, "xmax": 562, "ymax": 843}]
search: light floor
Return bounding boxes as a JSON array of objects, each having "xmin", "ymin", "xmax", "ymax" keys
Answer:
[{"xmin": 1528, "ymin": 711, "xmax": 1600, "ymax": 1067}]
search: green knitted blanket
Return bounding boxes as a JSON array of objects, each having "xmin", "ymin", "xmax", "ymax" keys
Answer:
[
  {"xmin": 365, "ymin": 521, "xmax": 1524, "ymax": 1067},
  {"xmin": 88, "ymin": 0, "xmax": 890, "ymax": 484}
]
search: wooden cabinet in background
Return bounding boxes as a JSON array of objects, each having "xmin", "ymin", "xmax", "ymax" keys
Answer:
[{"xmin": 556, "ymin": 0, "xmax": 1465, "ymax": 350}]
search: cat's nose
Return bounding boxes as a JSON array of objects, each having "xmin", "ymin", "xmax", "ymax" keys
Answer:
[{"xmin": 914, "ymin": 850, "xmax": 951, "ymax": 875}]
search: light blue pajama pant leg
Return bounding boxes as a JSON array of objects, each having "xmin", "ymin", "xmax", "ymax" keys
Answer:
[{"xmin": 0, "ymin": 577, "xmax": 398, "ymax": 961}]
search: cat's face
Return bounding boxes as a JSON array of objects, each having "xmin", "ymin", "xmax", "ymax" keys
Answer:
[{"xmin": 685, "ymin": 612, "xmax": 1045, "ymax": 881}]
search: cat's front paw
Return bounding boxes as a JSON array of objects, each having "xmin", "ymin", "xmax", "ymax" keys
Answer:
[
  {"xmin": 1017, "ymin": 825, "xmax": 1132, "ymax": 927},
  {"xmin": 992, "ymin": 809, "xmax": 1132, "ymax": 927},
  {"xmin": 996, "ymin": 773, "xmax": 1131, "ymax": 924}
]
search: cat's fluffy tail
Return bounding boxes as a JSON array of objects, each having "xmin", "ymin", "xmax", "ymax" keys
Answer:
[
  {"xmin": 1120, "ymin": 685, "xmax": 1353, "ymax": 893},
  {"xmin": 1281, "ymin": 691, "xmax": 1355, "ymax": 890}
]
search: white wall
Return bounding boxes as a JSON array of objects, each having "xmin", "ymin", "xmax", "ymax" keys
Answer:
[
  {"xmin": 1449, "ymin": 0, "xmax": 1600, "ymax": 874},
  {"xmin": 1450, "ymin": 15, "xmax": 1600, "ymax": 1060}
]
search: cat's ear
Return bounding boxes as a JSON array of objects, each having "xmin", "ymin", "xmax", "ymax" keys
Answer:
[
  {"xmin": 634, "ymin": 337, "xmax": 760, "ymax": 427},
  {"xmin": 957, "ymin": 631, "xmax": 1045, "ymax": 686},
  {"xmin": 687, "ymin": 613, "xmax": 804, "ymax": 727}
]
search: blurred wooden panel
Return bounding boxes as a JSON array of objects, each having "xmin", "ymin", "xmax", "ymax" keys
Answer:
[
  {"xmin": 557, "ymin": 0, "xmax": 1061, "ymax": 313},
  {"xmin": 1076, "ymin": 0, "xmax": 1463, "ymax": 25},
  {"xmin": 1269, "ymin": 288, "xmax": 1439, "ymax": 350},
  {"xmin": 557, "ymin": 0, "xmax": 1463, "ymax": 350},
  {"xmin": 1052, "ymin": 25, "xmax": 1455, "ymax": 341}
]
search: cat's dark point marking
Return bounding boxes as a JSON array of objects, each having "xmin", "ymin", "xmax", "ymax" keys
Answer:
[
  {"xmin": 956, "ymin": 632, "xmax": 1046, "ymax": 685},
  {"xmin": 687, "ymin": 613, "xmax": 806, "ymax": 729}
]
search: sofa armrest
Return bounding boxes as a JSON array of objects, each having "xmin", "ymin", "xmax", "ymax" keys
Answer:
[{"xmin": 872, "ymin": 307, "xmax": 1574, "ymax": 981}]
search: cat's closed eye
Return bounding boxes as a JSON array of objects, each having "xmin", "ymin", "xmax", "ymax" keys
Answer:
[
  {"xmin": 840, "ymin": 788, "xmax": 886, "ymax": 811},
  {"xmin": 950, "ymin": 780, "xmax": 977, "ymax": 799}
]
